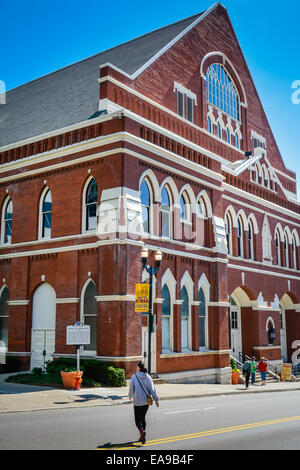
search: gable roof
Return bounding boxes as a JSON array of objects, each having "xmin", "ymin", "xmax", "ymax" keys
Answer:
[{"xmin": 0, "ymin": 9, "xmax": 212, "ymax": 148}]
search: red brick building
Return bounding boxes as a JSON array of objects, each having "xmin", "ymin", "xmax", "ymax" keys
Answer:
[{"xmin": 0, "ymin": 3, "xmax": 299, "ymax": 383}]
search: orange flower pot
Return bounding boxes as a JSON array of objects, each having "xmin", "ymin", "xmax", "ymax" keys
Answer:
[
  {"xmin": 60, "ymin": 371, "xmax": 83, "ymax": 390},
  {"xmin": 231, "ymin": 371, "xmax": 240, "ymax": 385}
]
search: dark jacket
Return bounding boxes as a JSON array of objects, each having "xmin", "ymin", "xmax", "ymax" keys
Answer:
[{"xmin": 243, "ymin": 360, "xmax": 252, "ymax": 374}]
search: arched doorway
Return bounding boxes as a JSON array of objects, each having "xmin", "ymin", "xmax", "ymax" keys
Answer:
[{"xmin": 30, "ymin": 283, "xmax": 56, "ymax": 370}]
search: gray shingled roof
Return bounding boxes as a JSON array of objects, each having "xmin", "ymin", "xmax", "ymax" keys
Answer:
[{"xmin": 0, "ymin": 12, "xmax": 204, "ymax": 148}]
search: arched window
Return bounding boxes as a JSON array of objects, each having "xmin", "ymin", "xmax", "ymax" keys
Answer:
[
  {"xmin": 225, "ymin": 213, "xmax": 233, "ymax": 255},
  {"xmin": 206, "ymin": 63, "xmax": 240, "ymax": 121},
  {"xmin": 40, "ymin": 189, "xmax": 52, "ymax": 239},
  {"xmin": 84, "ymin": 178, "xmax": 98, "ymax": 231},
  {"xmin": 2, "ymin": 198, "xmax": 13, "ymax": 244},
  {"xmin": 162, "ymin": 284, "xmax": 171, "ymax": 352},
  {"xmin": 181, "ymin": 286, "xmax": 189, "ymax": 350},
  {"xmin": 284, "ymin": 234, "xmax": 289, "ymax": 268},
  {"xmin": 180, "ymin": 192, "xmax": 190, "ymax": 221},
  {"xmin": 82, "ymin": 281, "xmax": 97, "ymax": 352},
  {"xmin": 226, "ymin": 127, "xmax": 231, "ymax": 144},
  {"xmin": 292, "ymin": 236, "xmax": 297, "ymax": 270},
  {"xmin": 237, "ymin": 217, "xmax": 243, "ymax": 257},
  {"xmin": 217, "ymin": 122, "xmax": 221, "ymax": 139},
  {"xmin": 248, "ymin": 220, "xmax": 254, "ymax": 260},
  {"xmin": 234, "ymin": 132, "xmax": 240, "ymax": 149},
  {"xmin": 198, "ymin": 288, "xmax": 206, "ymax": 348},
  {"xmin": 0, "ymin": 287, "xmax": 9, "ymax": 349},
  {"xmin": 161, "ymin": 186, "xmax": 172, "ymax": 238},
  {"xmin": 140, "ymin": 180, "xmax": 151, "ymax": 234},
  {"xmin": 275, "ymin": 231, "xmax": 281, "ymax": 266},
  {"xmin": 207, "ymin": 116, "xmax": 212, "ymax": 133}
]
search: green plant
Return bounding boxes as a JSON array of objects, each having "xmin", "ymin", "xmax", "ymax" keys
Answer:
[
  {"xmin": 230, "ymin": 357, "xmax": 239, "ymax": 372},
  {"xmin": 32, "ymin": 367, "xmax": 44, "ymax": 376}
]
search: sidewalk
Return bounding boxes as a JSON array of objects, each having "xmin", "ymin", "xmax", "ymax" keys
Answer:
[{"xmin": 0, "ymin": 372, "xmax": 300, "ymax": 414}]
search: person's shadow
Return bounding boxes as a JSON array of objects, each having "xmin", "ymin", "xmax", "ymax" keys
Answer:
[{"xmin": 97, "ymin": 441, "xmax": 144, "ymax": 449}]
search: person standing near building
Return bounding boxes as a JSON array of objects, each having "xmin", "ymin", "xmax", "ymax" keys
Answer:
[
  {"xmin": 251, "ymin": 356, "xmax": 257, "ymax": 385},
  {"xmin": 243, "ymin": 358, "xmax": 252, "ymax": 389},
  {"xmin": 128, "ymin": 361, "xmax": 159, "ymax": 444},
  {"xmin": 258, "ymin": 357, "xmax": 268, "ymax": 386}
]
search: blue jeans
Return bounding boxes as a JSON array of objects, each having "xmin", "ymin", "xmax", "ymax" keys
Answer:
[{"xmin": 252, "ymin": 372, "xmax": 256, "ymax": 384}]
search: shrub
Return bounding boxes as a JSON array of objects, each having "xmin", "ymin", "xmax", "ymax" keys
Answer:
[
  {"xmin": 32, "ymin": 367, "xmax": 44, "ymax": 376},
  {"xmin": 0, "ymin": 356, "xmax": 21, "ymax": 373},
  {"xmin": 45, "ymin": 358, "xmax": 125, "ymax": 387}
]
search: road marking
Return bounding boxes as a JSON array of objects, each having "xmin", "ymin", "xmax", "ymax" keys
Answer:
[
  {"xmin": 204, "ymin": 407, "xmax": 216, "ymax": 411},
  {"xmin": 165, "ymin": 409, "xmax": 198, "ymax": 415},
  {"xmin": 97, "ymin": 415, "xmax": 300, "ymax": 450}
]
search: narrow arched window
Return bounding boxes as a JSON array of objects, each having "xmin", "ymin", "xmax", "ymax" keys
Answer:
[
  {"xmin": 82, "ymin": 281, "xmax": 97, "ymax": 352},
  {"xmin": 226, "ymin": 127, "xmax": 231, "ymax": 144},
  {"xmin": 275, "ymin": 231, "xmax": 281, "ymax": 266},
  {"xmin": 181, "ymin": 286, "xmax": 189, "ymax": 350},
  {"xmin": 217, "ymin": 122, "xmax": 221, "ymax": 139},
  {"xmin": 41, "ymin": 189, "xmax": 52, "ymax": 239},
  {"xmin": 140, "ymin": 180, "xmax": 151, "ymax": 234},
  {"xmin": 161, "ymin": 186, "xmax": 172, "ymax": 238},
  {"xmin": 248, "ymin": 220, "xmax": 254, "ymax": 260},
  {"xmin": 292, "ymin": 237, "xmax": 297, "ymax": 270},
  {"xmin": 2, "ymin": 199, "xmax": 13, "ymax": 244},
  {"xmin": 180, "ymin": 193, "xmax": 190, "ymax": 221},
  {"xmin": 235, "ymin": 132, "xmax": 240, "ymax": 149},
  {"xmin": 0, "ymin": 287, "xmax": 9, "ymax": 349},
  {"xmin": 85, "ymin": 178, "xmax": 98, "ymax": 231},
  {"xmin": 162, "ymin": 284, "xmax": 171, "ymax": 352},
  {"xmin": 237, "ymin": 217, "xmax": 243, "ymax": 257},
  {"xmin": 198, "ymin": 288, "xmax": 206, "ymax": 348},
  {"xmin": 225, "ymin": 213, "xmax": 232, "ymax": 255},
  {"xmin": 207, "ymin": 116, "xmax": 212, "ymax": 133},
  {"xmin": 284, "ymin": 234, "xmax": 289, "ymax": 268}
]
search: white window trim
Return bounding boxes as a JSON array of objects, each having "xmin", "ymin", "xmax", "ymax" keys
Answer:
[
  {"xmin": 80, "ymin": 278, "xmax": 97, "ymax": 355},
  {"xmin": 1, "ymin": 196, "xmax": 12, "ymax": 246},
  {"xmin": 38, "ymin": 186, "xmax": 52, "ymax": 241},
  {"xmin": 82, "ymin": 176, "xmax": 98, "ymax": 235}
]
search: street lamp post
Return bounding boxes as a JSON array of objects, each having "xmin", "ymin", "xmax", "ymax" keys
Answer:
[{"xmin": 141, "ymin": 247, "xmax": 162, "ymax": 376}]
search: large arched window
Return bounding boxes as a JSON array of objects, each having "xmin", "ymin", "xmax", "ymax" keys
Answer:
[
  {"xmin": 180, "ymin": 286, "xmax": 189, "ymax": 350},
  {"xmin": 162, "ymin": 284, "xmax": 171, "ymax": 352},
  {"xmin": 40, "ymin": 189, "xmax": 52, "ymax": 239},
  {"xmin": 2, "ymin": 198, "xmax": 13, "ymax": 244},
  {"xmin": 198, "ymin": 288, "xmax": 206, "ymax": 349},
  {"xmin": 0, "ymin": 287, "xmax": 9, "ymax": 349},
  {"xmin": 206, "ymin": 64, "xmax": 240, "ymax": 121},
  {"xmin": 84, "ymin": 178, "xmax": 98, "ymax": 232},
  {"xmin": 140, "ymin": 180, "xmax": 151, "ymax": 234},
  {"xmin": 161, "ymin": 186, "xmax": 172, "ymax": 238},
  {"xmin": 82, "ymin": 280, "xmax": 97, "ymax": 352}
]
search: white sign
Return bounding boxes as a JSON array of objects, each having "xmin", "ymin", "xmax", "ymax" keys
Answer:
[{"xmin": 66, "ymin": 324, "xmax": 90, "ymax": 345}]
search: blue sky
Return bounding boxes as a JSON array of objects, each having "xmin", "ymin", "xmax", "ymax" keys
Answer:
[{"xmin": 1, "ymin": 0, "xmax": 299, "ymax": 195}]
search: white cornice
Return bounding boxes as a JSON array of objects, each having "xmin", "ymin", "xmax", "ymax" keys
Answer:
[{"xmin": 228, "ymin": 263, "xmax": 300, "ymax": 281}]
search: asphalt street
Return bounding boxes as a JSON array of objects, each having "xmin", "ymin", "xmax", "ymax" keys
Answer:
[{"xmin": 1, "ymin": 390, "xmax": 300, "ymax": 450}]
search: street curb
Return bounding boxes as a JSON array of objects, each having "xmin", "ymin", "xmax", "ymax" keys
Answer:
[{"xmin": 1, "ymin": 386, "xmax": 300, "ymax": 414}]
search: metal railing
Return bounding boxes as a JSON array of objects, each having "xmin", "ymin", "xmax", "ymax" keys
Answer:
[{"xmin": 238, "ymin": 353, "xmax": 280, "ymax": 378}]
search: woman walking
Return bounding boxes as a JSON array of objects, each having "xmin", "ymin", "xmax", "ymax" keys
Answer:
[
  {"xmin": 258, "ymin": 357, "xmax": 268, "ymax": 386},
  {"xmin": 128, "ymin": 361, "xmax": 159, "ymax": 444}
]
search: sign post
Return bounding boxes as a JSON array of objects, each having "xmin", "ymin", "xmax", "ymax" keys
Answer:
[
  {"xmin": 66, "ymin": 322, "xmax": 90, "ymax": 371},
  {"xmin": 281, "ymin": 363, "xmax": 292, "ymax": 381}
]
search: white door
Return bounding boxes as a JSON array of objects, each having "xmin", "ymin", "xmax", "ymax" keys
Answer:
[
  {"xmin": 280, "ymin": 308, "xmax": 287, "ymax": 361},
  {"xmin": 141, "ymin": 326, "xmax": 156, "ymax": 373},
  {"xmin": 30, "ymin": 283, "xmax": 56, "ymax": 370},
  {"xmin": 230, "ymin": 306, "xmax": 242, "ymax": 361},
  {"xmin": 31, "ymin": 329, "xmax": 55, "ymax": 370}
]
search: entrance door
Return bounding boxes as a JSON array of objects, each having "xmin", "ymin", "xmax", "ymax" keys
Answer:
[
  {"xmin": 230, "ymin": 305, "xmax": 242, "ymax": 361},
  {"xmin": 30, "ymin": 283, "xmax": 56, "ymax": 370},
  {"xmin": 280, "ymin": 308, "xmax": 287, "ymax": 361},
  {"xmin": 31, "ymin": 329, "xmax": 55, "ymax": 370}
]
